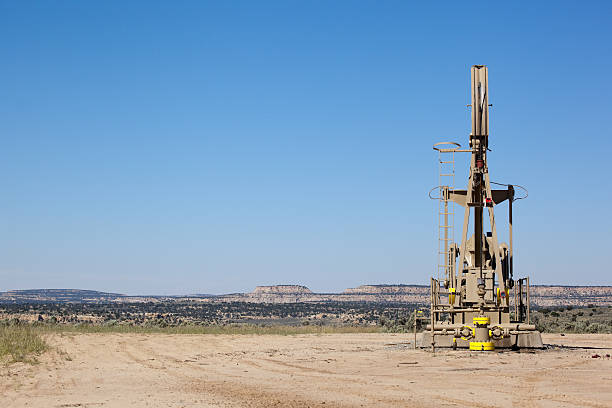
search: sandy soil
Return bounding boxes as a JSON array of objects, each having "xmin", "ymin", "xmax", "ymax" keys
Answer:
[{"xmin": 1, "ymin": 333, "xmax": 611, "ymax": 408}]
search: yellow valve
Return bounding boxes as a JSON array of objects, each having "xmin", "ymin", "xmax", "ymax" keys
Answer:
[
  {"xmin": 449, "ymin": 288, "xmax": 456, "ymax": 304},
  {"xmin": 490, "ymin": 326, "xmax": 504, "ymax": 340},
  {"xmin": 460, "ymin": 326, "xmax": 475, "ymax": 341},
  {"xmin": 496, "ymin": 288, "xmax": 501, "ymax": 305},
  {"xmin": 469, "ymin": 341, "xmax": 495, "ymax": 351},
  {"xmin": 473, "ymin": 316, "xmax": 490, "ymax": 325}
]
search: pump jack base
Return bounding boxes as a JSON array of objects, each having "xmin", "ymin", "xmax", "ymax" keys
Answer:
[{"xmin": 421, "ymin": 331, "xmax": 544, "ymax": 349}]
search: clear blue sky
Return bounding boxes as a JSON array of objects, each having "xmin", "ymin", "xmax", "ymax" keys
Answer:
[{"xmin": 0, "ymin": 1, "xmax": 610, "ymax": 295}]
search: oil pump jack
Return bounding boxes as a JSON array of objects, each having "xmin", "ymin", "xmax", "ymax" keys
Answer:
[{"xmin": 423, "ymin": 65, "xmax": 543, "ymax": 350}]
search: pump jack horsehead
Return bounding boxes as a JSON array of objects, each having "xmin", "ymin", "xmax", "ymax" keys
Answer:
[{"xmin": 424, "ymin": 65, "xmax": 543, "ymax": 350}]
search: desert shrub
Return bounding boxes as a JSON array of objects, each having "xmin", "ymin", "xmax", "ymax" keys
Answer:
[
  {"xmin": 584, "ymin": 323, "xmax": 611, "ymax": 333},
  {"xmin": 377, "ymin": 312, "xmax": 416, "ymax": 333},
  {"xmin": 574, "ymin": 321, "xmax": 588, "ymax": 332}
]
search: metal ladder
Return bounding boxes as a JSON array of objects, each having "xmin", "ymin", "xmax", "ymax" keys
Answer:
[{"xmin": 434, "ymin": 143, "xmax": 458, "ymax": 286}]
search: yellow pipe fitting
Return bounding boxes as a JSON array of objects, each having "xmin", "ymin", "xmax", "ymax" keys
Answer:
[
  {"xmin": 449, "ymin": 288, "xmax": 456, "ymax": 304},
  {"xmin": 469, "ymin": 341, "xmax": 495, "ymax": 351},
  {"xmin": 460, "ymin": 326, "xmax": 475, "ymax": 341},
  {"xmin": 473, "ymin": 316, "xmax": 490, "ymax": 325}
]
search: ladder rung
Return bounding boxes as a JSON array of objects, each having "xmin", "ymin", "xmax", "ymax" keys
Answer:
[
  {"xmin": 439, "ymin": 161, "xmax": 454, "ymax": 164},
  {"xmin": 440, "ymin": 174, "xmax": 454, "ymax": 176}
]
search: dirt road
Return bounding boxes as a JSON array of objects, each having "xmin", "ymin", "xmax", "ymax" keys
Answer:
[{"xmin": 1, "ymin": 333, "xmax": 611, "ymax": 407}]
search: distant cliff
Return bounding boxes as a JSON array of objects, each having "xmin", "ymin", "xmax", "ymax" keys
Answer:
[
  {"xmin": 196, "ymin": 284, "xmax": 611, "ymax": 306},
  {"xmin": 1, "ymin": 284, "xmax": 610, "ymax": 307},
  {"xmin": 336, "ymin": 284, "xmax": 611, "ymax": 306},
  {"xmin": 252, "ymin": 285, "xmax": 313, "ymax": 294},
  {"xmin": 529, "ymin": 286, "xmax": 612, "ymax": 307},
  {"xmin": 342, "ymin": 285, "xmax": 427, "ymax": 295},
  {"xmin": 216, "ymin": 285, "xmax": 319, "ymax": 303}
]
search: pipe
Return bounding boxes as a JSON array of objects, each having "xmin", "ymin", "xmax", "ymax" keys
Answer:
[{"xmin": 426, "ymin": 323, "xmax": 536, "ymax": 331}]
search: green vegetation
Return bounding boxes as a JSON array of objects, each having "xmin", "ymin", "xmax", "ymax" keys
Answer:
[
  {"xmin": 0, "ymin": 325, "xmax": 48, "ymax": 363},
  {"xmin": 0, "ymin": 300, "xmax": 415, "ymax": 339},
  {"xmin": 531, "ymin": 306, "xmax": 612, "ymax": 333},
  {"xmin": 0, "ymin": 301, "xmax": 411, "ymax": 327},
  {"xmin": 2, "ymin": 302, "xmax": 611, "ymax": 339},
  {"xmin": 378, "ymin": 311, "xmax": 419, "ymax": 333}
]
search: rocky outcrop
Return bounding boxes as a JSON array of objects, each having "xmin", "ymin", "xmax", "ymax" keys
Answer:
[
  {"xmin": 2, "ymin": 285, "xmax": 610, "ymax": 306},
  {"xmin": 252, "ymin": 285, "xmax": 313, "ymax": 295},
  {"xmin": 343, "ymin": 285, "xmax": 427, "ymax": 295},
  {"xmin": 529, "ymin": 286, "xmax": 612, "ymax": 307},
  {"xmin": 228, "ymin": 285, "xmax": 316, "ymax": 303},
  {"xmin": 208, "ymin": 284, "xmax": 612, "ymax": 306}
]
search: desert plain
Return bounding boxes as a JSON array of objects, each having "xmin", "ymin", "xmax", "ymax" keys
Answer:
[{"xmin": 1, "ymin": 333, "xmax": 611, "ymax": 408}]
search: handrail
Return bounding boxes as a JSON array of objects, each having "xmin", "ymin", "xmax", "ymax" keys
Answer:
[
  {"xmin": 428, "ymin": 186, "xmax": 442, "ymax": 199},
  {"xmin": 433, "ymin": 141, "xmax": 461, "ymax": 152}
]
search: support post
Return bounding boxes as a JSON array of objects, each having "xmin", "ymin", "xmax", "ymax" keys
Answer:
[
  {"xmin": 527, "ymin": 277, "xmax": 530, "ymax": 324},
  {"xmin": 413, "ymin": 310, "xmax": 417, "ymax": 350},
  {"xmin": 509, "ymin": 185, "xmax": 514, "ymax": 280},
  {"xmin": 430, "ymin": 278, "xmax": 435, "ymax": 353}
]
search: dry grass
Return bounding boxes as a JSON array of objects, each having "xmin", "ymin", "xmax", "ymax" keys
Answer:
[{"xmin": 0, "ymin": 325, "xmax": 48, "ymax": 363}]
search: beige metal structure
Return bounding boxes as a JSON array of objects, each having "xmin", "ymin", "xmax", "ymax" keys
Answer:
[{"xmin": 423, "ymin": 65, "xmax": 543, "ymax": 350}]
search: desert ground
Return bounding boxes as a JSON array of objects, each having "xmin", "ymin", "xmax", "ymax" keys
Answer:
[{"xmin": 1, "ymin": 333, "xmax": 611, "ymax": 408}]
